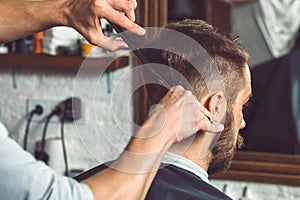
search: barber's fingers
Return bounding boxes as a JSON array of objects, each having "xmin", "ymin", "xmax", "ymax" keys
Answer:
[
  {"xmin": 198, "ymin": 114, "xmax": 224, "ymax": 133},
  {"xmin": 126, "ymin": 9, "xmax": 136, "ymax": 22},
  {"xmin": 97, "ymin": 36, "xmax": 128, "ymax": 51},
  {"xmin": 170, "ymin": 85, "xmax": 224, "ymax": 133},
  {"xmin": 170, "ymin": 85, "xmax": 192, "ymax": 105},
  {"xmin": 102, "ymin": 1, "xmax": 145, "ymax": 36},
  {"xmin": 197, "ymin": 98, "xmax": 224, "ymax": 133},
  {"xmin": 127, "ymin": 0, "xmax": 138, "ymax": 9},
  {"xmin": 170, "ymin": 85, "xmax": 185, "ymax": 94},
  {"xmin": 111, "ymin": 0, "xmax": 137, "ymax": 21},
  {"xmin": 86, "ymin": 19, "xmax": 128, "ymax": 50},
  {"xmin": 110, "ymin": 0, "xmax": 138, "ymax": 10},
  {"xmin": 197, "ymin": 102, "xmax": 224, "ymax": 133},
  {"xmin": 198, "ymin": 102, "xmax": 212, "ymax": 119},
  {"xmin": 125, "ymin": 10, "xmax": 135, "ymax": 22}
]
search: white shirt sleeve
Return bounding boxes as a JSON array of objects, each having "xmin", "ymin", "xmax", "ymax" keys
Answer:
[{"xmin": 0, "ymin": 122, "xmax": 94, "ymax": 200}]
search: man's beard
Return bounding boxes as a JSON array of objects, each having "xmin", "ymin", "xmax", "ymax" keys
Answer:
[{"xmin": 207, "ymin": 110, "xmax": 244, "ymax": 175}]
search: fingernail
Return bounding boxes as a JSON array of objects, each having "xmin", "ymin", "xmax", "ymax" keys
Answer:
[
  {"xmin": 214, "ymin": 123, "xmax": 224, "ymax": 131},
  {"xmin": 137, "ymin": 27, "xmax": 146, "ymax": 35},
  {"xmin": 120, "ymin": 41, "xmax": 129, "ymax": 48},
  {"xmin": 212, "ymin": 122, "xmax": 224, "ymax": 132}
]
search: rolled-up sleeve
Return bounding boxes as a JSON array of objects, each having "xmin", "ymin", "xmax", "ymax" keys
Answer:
[{"xmin": 0, "ymin": 122, "xmax": 94, "ymax": 200}]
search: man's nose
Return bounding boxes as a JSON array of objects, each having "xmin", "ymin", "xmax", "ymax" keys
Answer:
[{"xmin": 240, "ymin": 119, "xmax": 246, "ymax": 129}]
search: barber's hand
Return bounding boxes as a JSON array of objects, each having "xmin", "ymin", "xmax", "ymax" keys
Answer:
[
  {"xmin": 65, "ymin": 0, "xmax": 145, "ymax": 51},
  {"xmin": 149, "ymin": 85, "xmax": 224, "ymax": 143}
]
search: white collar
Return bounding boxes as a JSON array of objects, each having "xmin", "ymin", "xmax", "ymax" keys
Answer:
[
  {"xmin": 162, "ymin": 152, "xmax": 210, "ymax": 184},
  {"xmin": 0, "ymin": 121, "xmax": 8, "ymax": 138}
]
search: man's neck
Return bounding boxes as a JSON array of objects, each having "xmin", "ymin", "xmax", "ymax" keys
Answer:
[{"xmin": 168, "ymin": 134, "xmax": 212, "ymax": 172}]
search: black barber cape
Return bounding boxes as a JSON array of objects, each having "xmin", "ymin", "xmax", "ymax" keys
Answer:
[{"xmin": 75, "ymin": 163, "xmax": 232, "ymax": 200}]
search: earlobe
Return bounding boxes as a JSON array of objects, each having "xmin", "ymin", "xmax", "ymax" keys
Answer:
[{"xmin": 208, "ymin": 92, "xmax": 226, "ymax": 123}]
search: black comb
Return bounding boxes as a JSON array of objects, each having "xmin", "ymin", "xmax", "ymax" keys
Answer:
[{"xmin": 109, "ymin": 22, "xmax": 172, "ymax": 87}]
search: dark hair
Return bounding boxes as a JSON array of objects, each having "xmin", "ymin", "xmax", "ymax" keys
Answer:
[{"xmin": 146, "ymin": 19, "xmax": 250, "ymax": 106}]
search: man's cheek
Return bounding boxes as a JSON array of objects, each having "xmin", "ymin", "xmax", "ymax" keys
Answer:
[{"xmin": 236, "ymin": 134, "xmax": 244, "ymax": 149}]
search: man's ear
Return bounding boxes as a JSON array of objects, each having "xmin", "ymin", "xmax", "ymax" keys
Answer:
[{"xmin": 207, "ymin": 92, "xmax": 227, "ymax": 123}]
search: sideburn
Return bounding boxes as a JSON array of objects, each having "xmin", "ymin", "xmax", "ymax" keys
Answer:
[{"xmin": 207, "ymin": 110, "xmax": 237, "ymax": 175}]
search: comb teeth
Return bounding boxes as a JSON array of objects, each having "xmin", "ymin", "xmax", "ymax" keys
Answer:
[
  {"xmin": 109, "ymin": 22, "xmax": 173, "ymax": 88},
  {"xmin": 109, "ymin": 22, "xmax": 150, "ymax": 63}
]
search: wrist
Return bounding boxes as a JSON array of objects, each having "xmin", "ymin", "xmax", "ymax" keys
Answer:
[
  {"xmin": 126, "ymin": 121, "xmax": 176, "ymax": 154},
  {"xmin": 42, "ymin": 0, "xmax": 71, "ymax": 27},
  {"xmin": 116, "ymin": 130, "xmax": 174, "ymax": 173},
  {"xmin": 53, "ymin": 0, "xmax": 71, "ymax": 26},
  {"xmin": 137, "ymin": 112, "xmax": 178, "ymax": 149}
]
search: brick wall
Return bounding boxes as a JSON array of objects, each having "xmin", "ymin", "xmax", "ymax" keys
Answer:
[{"xmin": 0, "ymin": 61, "xmax": 133, "ymax": 173}]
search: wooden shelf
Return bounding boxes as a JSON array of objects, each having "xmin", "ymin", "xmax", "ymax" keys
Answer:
[
  {"xmin": 210, "ymin": 151, "xmax": 300, "ymax": 186},
  {"xmin": 0, "ymin": 53, "xmax": 129, "ymax": 71}
]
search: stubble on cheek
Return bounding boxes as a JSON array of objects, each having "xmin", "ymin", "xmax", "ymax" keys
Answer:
[{"xmin": 236, "ymin": 134, "xmax": 244, "ymax": 149}]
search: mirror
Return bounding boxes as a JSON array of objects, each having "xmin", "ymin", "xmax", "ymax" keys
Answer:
[
  {"xmin": 166, "ymin": 0, "xmax": 300, "ymax": 155},
  {"xmin": 234, "ymin": 1, "xmax": 300, "ymax": 155},
  {"xmin": 136, "ymin": 0, "xmax": 300, "ymax": 185},
  {"xmin": 231, "ymin": 2, "xmax": 300, "ymax": 155}
]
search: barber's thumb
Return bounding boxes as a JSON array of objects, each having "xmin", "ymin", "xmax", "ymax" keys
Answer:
[{"xmin": 207, "ymin": 122, "xmax": 224, "ymax": 133}]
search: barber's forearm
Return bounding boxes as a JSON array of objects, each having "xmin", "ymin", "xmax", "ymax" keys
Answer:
[
  {"xmin": 83, "ymin": 167, "xmax": 157, "ymax": 200},
  {"xmin": 0, "ymin": 0, "xmax": 67, "ymax": 43},
  {"xmin": 123, "ymin": 130, "xmax": 174, "ymax": 199}
]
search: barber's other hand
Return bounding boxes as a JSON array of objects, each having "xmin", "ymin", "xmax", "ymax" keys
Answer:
[
  {"xmin": 149, "ymin": 85, "xmax": 224, "ymax": 143},
  {"xmin": 64, "ymin": 0, "xmax": 145, "ymax": 51}
]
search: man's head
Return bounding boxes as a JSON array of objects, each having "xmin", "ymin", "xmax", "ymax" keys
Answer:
[{"xmin": 145, "ymin": 19, "xmax": 251, "ymax": 174}]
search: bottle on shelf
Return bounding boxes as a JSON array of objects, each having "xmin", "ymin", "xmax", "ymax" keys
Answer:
[
  {"xmin": 33, "ymin": 32, "xmax": 44, "ymax": 54},
  {"xmin": 0, "ymin": 44, "xmax": 8, "ymax": 54}
]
